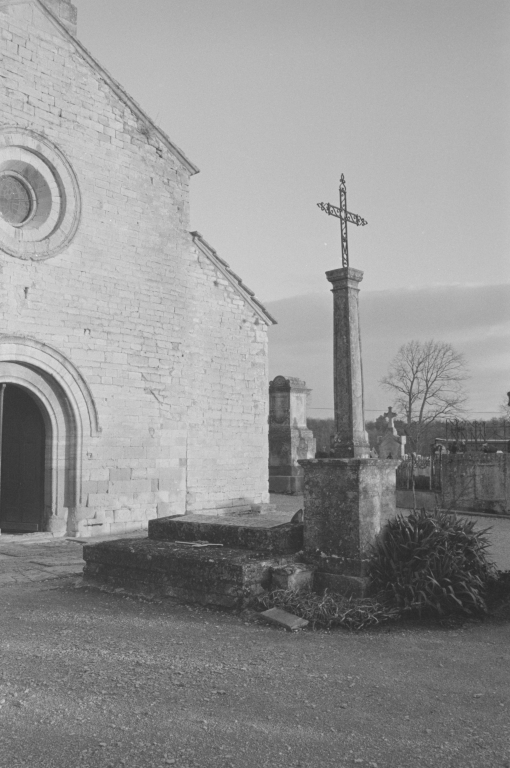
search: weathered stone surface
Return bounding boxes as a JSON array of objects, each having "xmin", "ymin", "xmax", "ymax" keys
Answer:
[
  {"xmin": 83, "ymin": 539, "xmax": 297, "ymax": 608},
  {"xmin": 326, "ymin": 268, "xmax": 370, "ymax": 459},
  {"xmin": 259, "ymin": 607, "xmax": 309, "ymax": 630},
  {"xmin": 271, "ymin": 564, "xmax": 314, "ymax": 591},
  {"xmin": 313, "ymin": 572, "xmax": 369, "ymax": 598},
  {"xmin": 300, "ymin": 458, "xmax": 399, "ymax": 577},
  {"xmin": 149, "ymin": 514, "xmax": 303, "ymax": 554}
]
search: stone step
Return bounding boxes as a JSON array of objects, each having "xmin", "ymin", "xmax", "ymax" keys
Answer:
[
  {"xmin": 83, "ymin": 538, "xmax": 298, "ymax": 609},
  {"xmin": 148, "ymin": 514, "xmax": 303, "ymax": 554}
]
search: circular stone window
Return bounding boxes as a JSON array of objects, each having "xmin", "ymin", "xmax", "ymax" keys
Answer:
[
  {"xmin": 0, "ymin": 129, "xmax": 81, "ymax": 260},
  {"xmin": 0, "ymin": 174, "xmax": 35, "ymax": 225}
]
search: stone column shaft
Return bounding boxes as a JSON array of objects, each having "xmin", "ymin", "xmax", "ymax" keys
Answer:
[{"xmin": 326, "ymin": 267, "xmax": 369, "ymax": 458}]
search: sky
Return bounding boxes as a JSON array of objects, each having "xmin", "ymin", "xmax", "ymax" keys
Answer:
[
  {"xmin": 75, "ymin": 0, "xmax": 510, "ymax": 417},
  {"xmin": 266, "ymin": 283, "xmax": 510, "ymax": 419}
]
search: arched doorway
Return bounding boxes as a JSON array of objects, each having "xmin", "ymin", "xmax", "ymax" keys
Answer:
[
  {"xmin": 0, "ymin": 336, "xmax": 101, "ymax": 536},
  {"xmin": 0, "ymin": 384, "xmax": 46, "ymax": 532}
]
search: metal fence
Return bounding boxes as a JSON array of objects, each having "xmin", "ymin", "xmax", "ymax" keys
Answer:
[{"xmin": 438, "ymin": 419, "xmax": 510, "ymax": 453}]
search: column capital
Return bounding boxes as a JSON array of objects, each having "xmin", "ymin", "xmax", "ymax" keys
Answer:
[{"xmin": 326, "ymin": 267, "xmax": 364, "ymax": 288}]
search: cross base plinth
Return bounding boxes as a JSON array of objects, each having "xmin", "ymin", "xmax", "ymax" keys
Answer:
[
  {"xmin": 299, "ymin": 458, "xmax": 400, "ymax": 595},
  {"xmin": 331, "ymin": 433, "xmax": 371, "ymax": 459}
]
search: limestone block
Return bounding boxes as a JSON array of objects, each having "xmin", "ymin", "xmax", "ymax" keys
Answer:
[
  {"xmin": 93, "ymin": 509, "xmax": 114, "ymax": 524},
  {"xmin": 157, "ymin": 502, "xmax": 175, "ymax": 518},
  {"xmin": 87, "ymin": 493, "xmax": 110, "ymax": 508},
  {"xmin": 271, "ymin": 565, "xmax": 314, "ymax": 592},
  {"xmin": 47, "ymin": 515, "xmax": 67, "ymax": 536},
  {"xmin": 109, "ymin": 480, "xmax": 151, "ymax": 495},
  {"xmin": 74, "ymin": 507, "xmax": 91, "ymax": 522},
  {"xmin": 113, "ymin": 508, "xmax": 138, "ymax": 524},
  {"xmin": 75, "ymin": 520, "xmax": 93, "ymax": 537},
  {"xmin": 109, "ymin": 468, "xmax": 132, "ymax": 482},
  {"xmin": 109, "ymin": 522, "xmax": 128, "ymax": 535},
  {"xmin": 300, "ymin": 458, "xmax": 399, "ymax": 577}
]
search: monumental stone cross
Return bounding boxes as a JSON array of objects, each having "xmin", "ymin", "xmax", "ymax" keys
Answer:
[
  {"xmin": 317, "ymin": 175, "xmax": 370, "ymax": 458},
  {"xmin": 297, "ymin": 175, "xmax": 399, "ymax": 596}
]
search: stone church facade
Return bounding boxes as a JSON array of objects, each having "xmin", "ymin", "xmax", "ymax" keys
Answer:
[{"xmin": 0, "ymin": 0, "xmax": 274, "ymax": 537}]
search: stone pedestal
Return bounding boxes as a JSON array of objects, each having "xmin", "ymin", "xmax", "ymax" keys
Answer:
[
  {"xmin": 378, "ymin": 431, "xmax": 406, "ymax": 460},
  {"xmin": 326, "ymin": 268, "xmax": 370, "ymax": 458},
  {"xmin": 269, "ymin": 376, "xmax": 316, "ymax": 494},
  {"xmin": 299, "ymin": 458, "xmax": 399, "ymax": 594}
]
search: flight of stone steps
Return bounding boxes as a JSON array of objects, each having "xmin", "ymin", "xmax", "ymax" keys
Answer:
[{"xmin": 83, "ymin": 510, "xmax": 306, "ymax": 609}]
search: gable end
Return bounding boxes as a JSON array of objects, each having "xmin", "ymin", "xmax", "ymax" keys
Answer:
[
  {"xmin": 19, "ymin": 0, "xmax": 200, "ymax": 176},
  {"xmin": 191, "ymin": 232, "xmax": 276, "ymax": 326}
]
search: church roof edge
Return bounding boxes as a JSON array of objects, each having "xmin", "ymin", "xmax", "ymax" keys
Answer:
[
  {"xmin": 33, "ymin": 0, "xmax": 200, "ymax": 176},
  {"xmin": 190, "ymin": 232, "xmax": 277, "ymax": 326}
]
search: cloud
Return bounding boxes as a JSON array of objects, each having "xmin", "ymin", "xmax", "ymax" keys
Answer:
[{"xmin": 267, "ymin": 283, "xmax": 510, "ymax": 419}]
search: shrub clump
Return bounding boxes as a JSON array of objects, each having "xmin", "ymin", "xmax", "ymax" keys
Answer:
[
  {"xmin": 486, "ymin": 569, "xmax": 510, "ymax": 616},
  {"xmin": 368, "ymin": 509, "xmax": 495, "ymax": 617},
  {"xmin": 255, "ymin": 588, "xmax": 400, "ymax": 631}
]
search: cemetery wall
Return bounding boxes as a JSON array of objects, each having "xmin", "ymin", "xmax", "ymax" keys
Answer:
[{"xmin": 441, "ymin": 454, "xmax": 510, "ymax": 516}]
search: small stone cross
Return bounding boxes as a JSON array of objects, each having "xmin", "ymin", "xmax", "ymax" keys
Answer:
[{"xmin": 384, "ymin": 407, "xmax": 397, "ymax": 431}]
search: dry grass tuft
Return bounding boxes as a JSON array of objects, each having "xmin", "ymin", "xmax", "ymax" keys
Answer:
[{"xmin": 255, "ymin": 588, "xmax": 400, "ymax": 631}]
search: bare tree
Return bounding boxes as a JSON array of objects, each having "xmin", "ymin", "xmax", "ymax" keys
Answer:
[
  {"xmin": 499, "ymin": 393, "xmax": 510, "ymax": 420},
  {"xmin": 381, "ymin": 340, "xmax": 469, "ymax": 452}
]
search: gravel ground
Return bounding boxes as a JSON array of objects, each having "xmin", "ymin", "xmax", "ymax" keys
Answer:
[
  {"xmin": 0, "ymin": 497, "xmax": 509, "ymax": 768},
  {"xmin": 0, "ymin": 576, "xmax": 509, "ymax": 768}
]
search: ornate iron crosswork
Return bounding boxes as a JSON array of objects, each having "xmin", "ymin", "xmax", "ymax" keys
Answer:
[{"xmin": 317, "ymin": 174, "xmax": 367, "ymax": 267}]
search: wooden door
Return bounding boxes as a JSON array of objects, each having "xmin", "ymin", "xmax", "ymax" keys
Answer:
[{"xmin": 0, "ymin": 385, "xmax": 45, "ymax": 532}]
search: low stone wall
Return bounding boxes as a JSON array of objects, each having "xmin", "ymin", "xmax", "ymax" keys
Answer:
[{"xmin": 440, "ymin": 454, "xmax": 510, "ymax": 516}]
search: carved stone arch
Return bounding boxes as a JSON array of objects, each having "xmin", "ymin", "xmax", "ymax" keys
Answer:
[
  {"xmin": 0, "ymin": 337, "xmax": 100, "ymax": 535},
  {"xmin": 0, "ymin": 336, "xmax": 100, "ymax": 436}
]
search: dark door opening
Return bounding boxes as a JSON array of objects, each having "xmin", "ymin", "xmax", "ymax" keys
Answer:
[{"xmin": 0, "ymin": 384, "xmax": 45, "ymax": 533}]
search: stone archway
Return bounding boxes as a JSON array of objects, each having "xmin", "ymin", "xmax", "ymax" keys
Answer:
[{"xmin": 0, "ymin": 337, "xmax": 100, "ymax": 535}]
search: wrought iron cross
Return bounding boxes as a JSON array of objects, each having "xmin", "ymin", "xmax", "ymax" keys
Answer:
[{"xmin": 317, "ymin": 174, "xmax": 367, "ymax": 267}]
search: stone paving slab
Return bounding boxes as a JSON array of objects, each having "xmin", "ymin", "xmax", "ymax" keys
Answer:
[
  {"xmin": 0, "ymin": 530, "xmax": 147, "ymax": 586},
  {"xmin": 161, "ymin": 512, "xmax": 296, "ymax": 528},
  {"xmin": 148, "ymin": 514, "xmax": 303, "ymax": 553}
]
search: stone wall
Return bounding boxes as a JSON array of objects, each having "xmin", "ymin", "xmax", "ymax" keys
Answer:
[{"xmin": 0, "ymin": 2, "xmax": 271, "ymax": 536}]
